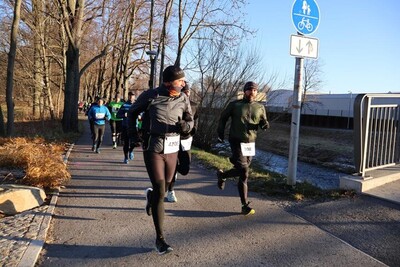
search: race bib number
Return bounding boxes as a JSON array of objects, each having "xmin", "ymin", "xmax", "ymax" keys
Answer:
[
  {"xmin": 95, "ymin": 112, "xmax": 105, "ymax": 119},
  {"xmin": 163, "ymin": 135, "xmax": 180, "ymax": 154},
  {"xmin": 240, "ymin": 142, "xmax": 255, "ymax": 156},
  {"xmin": 180, "ymin": 136, "xmax": 193, "ymax": 151}
]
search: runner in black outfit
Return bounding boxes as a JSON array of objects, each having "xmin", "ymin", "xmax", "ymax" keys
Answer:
[
  {"xmin": 116, "ymin": 91, "xmax": 136, "ymax": 164},
  {"xmin": 128, "ymin": 66, "xmax": 193, "ymax": 255}
]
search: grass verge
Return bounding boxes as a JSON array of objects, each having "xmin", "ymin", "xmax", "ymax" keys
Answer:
[{"xmin": 191, "ymin": 147, "xmax": 356, "ymax": 201}]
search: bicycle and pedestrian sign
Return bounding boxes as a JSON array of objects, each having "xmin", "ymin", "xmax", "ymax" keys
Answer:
[
  {"xmin": 290, "ymin": 0, "xmax": 320, "ymax": 59},
  {"xmin": 291, "ymin": 0, "xmax": 320, "ymax": 35}
]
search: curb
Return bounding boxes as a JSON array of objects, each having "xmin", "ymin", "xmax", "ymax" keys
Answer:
[
  {"xmin": 18, "ymin": 190, "xmax": 59, "ymax": 267},
  {"xmin": 17, "ymin": 143, "xmax": 74, "ymax": 267}
]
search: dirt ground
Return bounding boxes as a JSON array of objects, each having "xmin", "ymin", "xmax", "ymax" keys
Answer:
[{"xmin": 257, "ymin": 122, "xmax": 354, "ymax": 173}]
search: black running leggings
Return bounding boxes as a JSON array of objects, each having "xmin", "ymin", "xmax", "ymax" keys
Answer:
[
  {"xmin": 168, "ymin": 148, "xmax": 191, "ymax": 191},
  {"xmin": 121, "ymin": 128, "xmax": 133, "ymax": 158},
  {"xmin": 220, "ymin": 139, "xmax": 252, "ymax": 205},
  {"xmin": 109, "ymin": 120, "xmax": 122, "ymax": 142},
  {"xmin": 93, "ymin": 124, "xmax": 106, "ymax": 148},
  {"xmin": 143, "ymin": 150, "xmax": 178, "ymax": 240}
]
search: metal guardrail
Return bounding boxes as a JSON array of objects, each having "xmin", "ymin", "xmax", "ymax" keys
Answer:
[{"xmin": 354, "ymin": 94, "xmax": 400, "ymax": 177}]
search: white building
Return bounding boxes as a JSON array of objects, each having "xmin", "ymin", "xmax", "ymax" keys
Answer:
[{"xmin": 267, "ymin": 90, "xmax": 354, "ymax": 118}]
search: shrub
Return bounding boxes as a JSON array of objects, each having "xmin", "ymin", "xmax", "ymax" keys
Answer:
[{"xmin": 0, "ymin": 137, "xmax": 71, "ymax": 188}]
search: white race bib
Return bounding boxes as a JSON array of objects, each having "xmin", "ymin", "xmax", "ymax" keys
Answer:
[
  {"xmin": 180, "ymin": 136, "xmax": 193, "ymax": 151},
  {"xmin": 163, "ymin": 135, "xmax": 180, "ymax": 154},
  {"xmin": 95, "ymin": 112, "xmax": 106, "ymax": 119},
  {"xmin": 240, "ymin": 142, "xmax": 255, "ymax": 156}
]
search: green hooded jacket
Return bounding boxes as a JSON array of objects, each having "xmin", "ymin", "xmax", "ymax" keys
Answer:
[
  {"xmin": 217, "ymin": 99, "xmax": 268, "ymax": 143},
  {"xmin": 108, "ymin": 101, "xmax": 124, "ymax": 121}
]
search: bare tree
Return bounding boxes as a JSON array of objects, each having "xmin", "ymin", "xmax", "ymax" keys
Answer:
[
  {"xmin": 58, "ymin": 0, "xmax": 86, "ymax": 132},
  {"xmin": 112, "ymin": 1, "xmax": 148, "ymax": 98},
  {"xmin": 191, "ymin": 31, "xmax": 268, "ymax": 149},
  {"xmin": 32, "ymin": 0, "xmax": 43, "ymax": 118},
  {"xmin": 157, "ymin": 0, "xmax": 174, "ymax": 85},
  {"xmin": 173, "ymin": 0, "xmax": 252, "ymax": 68},
  {"xmin": 301, "ymin": 59, "xmax": 324, "ymax": 111},
  {"xmin": 1, "ymin": 0, "xmax": 261, "ymax": 137},
  {"xmin": 58, "ymin": 0, "xmax": 113, "ymax": 132},
  {"xmin": 5, "ymin": 0, "xmax": 22, "ymax": 137}
]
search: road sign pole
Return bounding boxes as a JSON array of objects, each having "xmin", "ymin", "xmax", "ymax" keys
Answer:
[
  {"xmin": 287, "ymin": 56, "xmax": 304, "ymax": 186},
  {"xmin": 289, "ymin": 0, "xmax": 319, "ymax": 185}
]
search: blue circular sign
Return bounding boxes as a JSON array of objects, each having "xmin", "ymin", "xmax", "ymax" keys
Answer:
[{"xmin": 291, "ymin": 0, "xmax": 320, "ymax": 35}]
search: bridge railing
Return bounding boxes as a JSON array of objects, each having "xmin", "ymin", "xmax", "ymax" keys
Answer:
[{"xmin": 354, "ymin": 94, "xmax": 400, "ymax": 177}]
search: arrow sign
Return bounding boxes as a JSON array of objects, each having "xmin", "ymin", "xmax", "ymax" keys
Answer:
[{"xmin": 290, "ymin": 35, "xmax": 319, "ymax": 59}]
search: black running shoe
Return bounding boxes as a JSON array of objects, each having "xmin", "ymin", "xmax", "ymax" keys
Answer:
[
  {"xmin": 155, "ymin": 238, "xmax": 173, "ymax": 255},
  {"xmin": 241, "ymin": 202, "xmax": 255, "ymax": 216},
  {"xmin": 217, "ymin": 169, "xmax": 226, "ymax": 190},
  {"xmin": 145, "ymin": 188, "xmax": 153, "ymax": 216}
]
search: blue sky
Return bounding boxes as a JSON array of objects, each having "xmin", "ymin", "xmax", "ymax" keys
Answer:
[{"xmin": 245, "ymin": 0, "xmax": 400, "ymax": 94}]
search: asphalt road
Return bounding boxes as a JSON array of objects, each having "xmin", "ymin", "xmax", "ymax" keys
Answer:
[
  {"xmin": 36, "ymin": 122, "xmax": 399, "ymax": 266},
  {"xmin": 286, "ymin": 195, "xmax": 400, "ymax": 266}
]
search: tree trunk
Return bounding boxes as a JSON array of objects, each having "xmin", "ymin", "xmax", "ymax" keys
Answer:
[
  {"xmin": 0, "ymin": 106, "xmax": 5, "ymax": 137},
  {"xmin": 62, "ymin": 44, "xmax": 80, "ymax": 132},
  {"xmin": 58, "ymin": 17, "xmax": 67, "ymax": 118},
  {"xmin": 159, "ymin": 0, "xmax": 173, "ymax": 82},
  {"xmin": 33, "ymin": 0, "xmax": 43, "ymax": 118},
  {"xmin": 6, "ymin": 0, "xmax": 22, "ymax": 137},
  {"xmin": 43, "ymin": 46, "xmax": 56, "ymax": 120},
  {"xmin": 60, "ymin": 0, "xmax": 85, "ymax": 132},
  {"xmin": 33, "ymin": 47, "xmax": 43, "ymax": 118}
]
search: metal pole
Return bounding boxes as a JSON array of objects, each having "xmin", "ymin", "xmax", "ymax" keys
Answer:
[
  {"xmin": 287, "ymin": 56, "xmax": 304, "ymax": 186},
  {"xmin": 148, "ymin": 0, "xmax": 154, "ymax": 89},
  {"xmin": 149, "ymin": 57, "xmax": 155, "ymax": 89},
  {"xmin": 347, "ymin": 91, "xmax": 352, "ymax": 129},
  {"xmin": 153, "ymin": 52, "xmax": 158, "ymax": 88}
]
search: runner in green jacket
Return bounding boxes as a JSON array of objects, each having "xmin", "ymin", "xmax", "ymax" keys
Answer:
[
  {"xmin": 108, "ymin": 94, "xmax": 124, "ymax": 148},
  {"xmin": 217, "ymin": 81, "xmax": 269, "ymax": 216}
]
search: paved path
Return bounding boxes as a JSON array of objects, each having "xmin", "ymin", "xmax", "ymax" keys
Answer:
[
  {"xmin": 34, "ymin": 123, "xmax": 389, "ymax": 267},
  {"xmin": 1, "ymin": 120, "xmax": 399, "ymax": 266}
]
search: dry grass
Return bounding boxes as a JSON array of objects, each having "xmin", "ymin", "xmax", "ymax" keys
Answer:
[
  {"xmin": 257, "ymin": 122, "xmax": 355, "ymax": 173},
  {"xmin": 0, "ymin": 118, "xmax": 80, "ymax": 189},
  {"xmin": 0, "ymin": 137, "xmax": 71, "ymax": 188}
]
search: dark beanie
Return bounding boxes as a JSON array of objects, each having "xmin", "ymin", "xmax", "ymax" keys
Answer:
[
  {"xmin": 163, "ymin": 65, "xmax": 185, "ymax": 82},
  {"xmin": 243, "ymin": 81, "xmax": 258, "ymax": 91},
  {"xmin": 181, "ymin": 83, "xmax": 190, "ymax": 92}
]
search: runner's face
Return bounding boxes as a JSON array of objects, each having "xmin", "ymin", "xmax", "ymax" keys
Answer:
[
  {"xmin": 245, "ymin": 88, "xmax": 257, "ymax": 101},
  {"xmin": 170, "ymin": 78, "xmax": 186, "ymax": 91}
]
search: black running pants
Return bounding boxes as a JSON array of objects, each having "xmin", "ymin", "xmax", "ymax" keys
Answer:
[{"xmin": 143, "ymin": 150, "xmax": 178, "ymax": 240}]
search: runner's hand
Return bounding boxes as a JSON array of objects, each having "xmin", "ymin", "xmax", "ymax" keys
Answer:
[{"xmin": 176, "ymin": 118, "xmax": 190, "ymax": 134}]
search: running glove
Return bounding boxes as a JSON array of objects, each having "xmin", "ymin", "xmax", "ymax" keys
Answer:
[{"xmin": 176, "ymin": 119, "xmax": 190, "ymax": 134}]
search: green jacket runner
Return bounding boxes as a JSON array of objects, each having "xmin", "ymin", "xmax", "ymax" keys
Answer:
[
  {"xmin": 218, "ymin": 99, "xmax": 268, "ymax": 143},
  {"xmin": 108, "ymin": 101, "xmax": 124, "ymax": 121}
]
